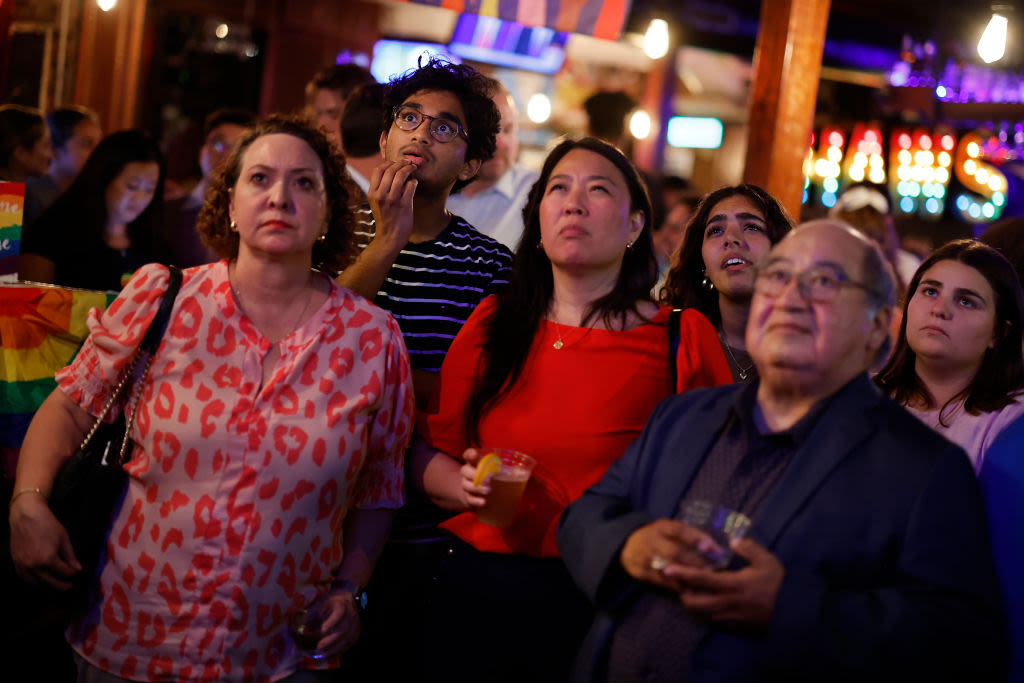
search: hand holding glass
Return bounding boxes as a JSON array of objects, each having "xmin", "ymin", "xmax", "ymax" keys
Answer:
[
  {"xmin": 475, "ymin": 448, "xmax": 536, "ymax": 528},
  {"xmin": 289, "ymin": 595, "xmax": 332, "ymax": 660},
  {"xmin": 679, "ymin": 499, "xmax": 752, "ymax": 569}
]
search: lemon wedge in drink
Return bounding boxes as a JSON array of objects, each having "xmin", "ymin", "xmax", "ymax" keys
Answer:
[{"xmin": 473, "ymin": 453, "xmax": 502, "ymax": 486}]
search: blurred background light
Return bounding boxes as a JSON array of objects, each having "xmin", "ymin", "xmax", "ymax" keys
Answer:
[
  {"xmin": 666, "ymin": 116, "xmax": 723, "ymax": 149},
  {"xmin": 527, "ymin": 93, "xmax": 551, "ymax": 123},
  {"xmin": 629, "ymin": 110, "xmax": 651, "ymax": 139},
  {"xmin": 643, "ymin": 19, "xmax": 670, "ymax": 59},
  {"xmin": 978, "ymin": 12, "xmax": 1009, "ymax": 63}
]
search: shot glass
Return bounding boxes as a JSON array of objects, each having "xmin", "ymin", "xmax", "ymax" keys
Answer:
[
  {"xmin": 475, "ymin": 448, "xmax": 536, "ymax": 528},
  {"xmin": 288, "ymin": 595, "xmax": 331, "ymax": 660},
  {"xmin": 679, "ymin": 499, "xmax": 752, "ymax": 569}
]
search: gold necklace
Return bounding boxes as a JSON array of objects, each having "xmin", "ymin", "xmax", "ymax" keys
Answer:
[
  {"xmin": 231, "ymin": 270, "xmax": 316, "ymax": 342},
  {"xmin": 718, "ymin": 330, "xmax": 755, "ymax": 381},
  {"xmin": 551, "ymin": 319, "xmax": 594, "ymax": 350}
]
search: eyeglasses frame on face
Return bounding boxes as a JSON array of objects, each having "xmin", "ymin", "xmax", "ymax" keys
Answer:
[
  {"xmin": 391, "ymin": 105, "xmax": 469, "ymax": 143},
  {"xmin": 753, "ymin": 263, "xmax": 877, "ymax": 304}
]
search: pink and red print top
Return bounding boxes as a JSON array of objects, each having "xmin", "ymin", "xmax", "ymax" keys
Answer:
[{"xmin": 56, "ymin": 261, "xmax": 414, "ymax": 682}]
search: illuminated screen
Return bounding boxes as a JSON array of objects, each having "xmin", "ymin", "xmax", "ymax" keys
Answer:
[
  {"xmin": 667, "ymin": 117, "xmax": 724, "ymax": 149},
  {"xmin": 371, "ymin": 41, "xmax": 458, "ymax": 83},
  {"xmin": 448, "ymin": 14, "xmax": 567, "ymax": 74}
]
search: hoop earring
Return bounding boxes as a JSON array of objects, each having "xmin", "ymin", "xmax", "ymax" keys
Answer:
[
  {"xmin": 701, "ymin": 271, "xmax": 715, "ymax": 291},
  {"xmin": 229, "ymin": 219, "xmax": 237, "ymax": 232}
]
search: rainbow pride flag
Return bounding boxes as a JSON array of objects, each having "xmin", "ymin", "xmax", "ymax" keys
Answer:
[
  {"xmin": 1, "ymin": 284, "xmax": 115, "ymax": 474},
  {"xmin": 395, "ymin": 0, "xmax": 633, "ymax": 41},
  {"xmin": 0, "ymin": 181, "xmax": 25, "ymax": 282}
]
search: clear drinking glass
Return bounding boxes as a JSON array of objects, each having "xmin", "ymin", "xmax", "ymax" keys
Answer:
[
  {"xmin": 288, "ymin": 595, "xmax": 331, "ymax": 660},
  {"xmin": 475, "ymin": 448, "xmax": 536, "ymax": 528},
  {"xmin": 678, "ymin": 499, "xmax": 752, "ymax": 569}
]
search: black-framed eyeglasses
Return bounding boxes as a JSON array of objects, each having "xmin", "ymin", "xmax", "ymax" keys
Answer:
[
  {"xmin": 754, "ymin": 264, "xmax": 874, "ymax": 303},
  {"xmin": 392, "ymin": 105, "xmax": 468, "ymax": 143}
]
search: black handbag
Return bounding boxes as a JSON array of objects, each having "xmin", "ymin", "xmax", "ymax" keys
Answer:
[{"xmin": 47, "ymin": 265, "xmax": 182, "ymax": 611}]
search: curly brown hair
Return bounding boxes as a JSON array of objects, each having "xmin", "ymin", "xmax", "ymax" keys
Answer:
[{"xmin": 196, "ymin": 114, "xmax": 357, "ymax": 273}]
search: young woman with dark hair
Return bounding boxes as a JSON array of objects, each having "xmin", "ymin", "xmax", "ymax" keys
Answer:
[
  {"xmin": 19, "ymin": 130, "xmax": 168, "ymax": 290},
  {"xmin": 407, "ymin": 137, "xmax": 731, "ymax": 682},
  {"xmin": 876, "ymin": 239, "xmax": 1024, "ymax": 471},
  {"xmin": 660, "ymin": 184, "xmax": 794, "ymax": 382}
]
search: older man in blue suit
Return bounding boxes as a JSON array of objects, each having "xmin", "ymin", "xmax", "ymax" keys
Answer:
[{"xmin": 558, "ymin": 219, "xmax": 1007, "ymax": 682}]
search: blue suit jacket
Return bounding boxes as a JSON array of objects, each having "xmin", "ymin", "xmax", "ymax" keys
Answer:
[{"xmin": 558, "ymin": 374, "xmax": 1007, "ymax": 682}]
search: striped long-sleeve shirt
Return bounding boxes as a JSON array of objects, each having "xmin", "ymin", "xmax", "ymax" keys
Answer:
[{"xmin": 353, "ymin": 206, "xmax": 514, "ymax": 372}]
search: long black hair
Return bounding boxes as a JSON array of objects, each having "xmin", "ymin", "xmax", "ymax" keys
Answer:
[
  {"xmin": 875, "ymin": 239, "xmax": 1024, "ymax": 423},
  {"xmin": 463, "ymin": 136, "xmax": 657, "ymax": 443},
  {"xmin": 660, "ymin": 184, "xmax": 793, "ymax": 324},
  {"xmin": 34, "ymin": 129, "xmax": 165, "ymax": 252}
]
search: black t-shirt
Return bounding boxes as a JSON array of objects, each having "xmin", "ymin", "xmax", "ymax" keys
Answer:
[{"xmin": 21, "ymin": 210, "xmax": 163, "ymax": 291}]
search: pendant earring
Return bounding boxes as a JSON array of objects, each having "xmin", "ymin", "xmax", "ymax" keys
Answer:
[{"xmin": 701, "ymin": 271, "xmax": 715, "ymax": 291}]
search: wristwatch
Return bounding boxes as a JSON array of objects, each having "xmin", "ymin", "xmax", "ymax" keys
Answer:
[{"xmin": 333, "ymin": 579, "xmax": 368, "ymax": 613}]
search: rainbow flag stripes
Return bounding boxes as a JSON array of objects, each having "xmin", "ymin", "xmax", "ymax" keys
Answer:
[
  {"xmin": 397, "ymin": 0, "xmax": 633, "ymax": 41},
  {"xmin": 0, "ymin": 181, "xmax": 25, "ymax": 281},
  {"xmin": 1, "ymin": 284, "xmax": 115, "ymax": 457}
]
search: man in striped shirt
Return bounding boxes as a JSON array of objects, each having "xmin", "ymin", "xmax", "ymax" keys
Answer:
[{"xmin": 337, "ymin": 57, "xmax": 513, "ymax": 408}]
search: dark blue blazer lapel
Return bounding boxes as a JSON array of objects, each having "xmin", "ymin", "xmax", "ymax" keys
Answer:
[
  {"xmin": 645, "ymin": 385, "xmax": 744, "ymax": 519},
  {"xmin": 752, "ymin": 374, "xmax": 883, "ymax": 548}
]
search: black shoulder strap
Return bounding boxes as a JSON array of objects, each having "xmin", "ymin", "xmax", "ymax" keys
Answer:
[
  {"xmin": 139, "ymin": 265, "xmax": 182, "ymax": 354},
  {"xmin": 668, "ymin": 308, "xmax": 681, "ymax": 391}
]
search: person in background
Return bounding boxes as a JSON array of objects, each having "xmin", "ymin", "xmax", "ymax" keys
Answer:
[
  {"xmin": 409, "ymin": 137, "xmax": 731, "ymax": 683},
  {"xmin": 162, "ymin": 107, "xmax": 255, "ymax": 267},
  {"xmin": 978, "ymin": 413, "xmax": 1024, "ymax": 683},
  {"xmin": 979, "ymin": 217, "xmax": 1024, "ymax": 289},
  {"xmin": 304, "ymin": 63, "xmax": 376, "ymax": 148},
  {"xmin": 661, "ymin": 174, "xmax": 694, "ymax": 213},
  {"xmin": 340, "ymin": 82, "xmax": 387, "ymax": 196},
  {"xmin": 24, "ymin": 106, "xmax": 102, "ymax": 225},
  {"xmin": 0, "ymin": 104, "xmax": 51, "ymax": 183},
  {"xmin": 876, "ymin": 239, "xmax": 1024, "ymax": 472},
  {"xmin": 652, "ymin": 192, "xmax": 700, "ymax": 293},
  {"xmin": 19, "ymin": 130, "xmax": 168, "ymax": 290},
  {"xmin": 661, "ymin": 184, "xmax": 795, "ymax": 382},
  {"xmin": 583, "ymin": 90, "xmax": 636, "ymax": 151},
  {"xmin": 831, "ymin": 184, "xmax": 918, "ymax": 294},
  {"xmin": 9, "ymin": 115, "xmax": 414, "ymax": 682},
  {"xmin": 559, "ymin": 219, "xmax": 1007, "ymax": 683},
  {"xmin": 446, "ymin": 77, "xmax": 539, "ymax": 251}
]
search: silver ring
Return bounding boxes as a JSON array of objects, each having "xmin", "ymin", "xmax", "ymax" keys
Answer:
[{"xmin": 650, "ymin": 555, "xmax": 668, "ymax": 572}]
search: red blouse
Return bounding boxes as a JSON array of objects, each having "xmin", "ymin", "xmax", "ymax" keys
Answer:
[{"xmin": 418, "ymin": 297, "xmax": 731, "ymax": 557}]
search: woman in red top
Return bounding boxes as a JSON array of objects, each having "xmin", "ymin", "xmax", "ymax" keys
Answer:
[{"xmin": 411, "ymin": 137, "xmax": 731, "ymax": 682}]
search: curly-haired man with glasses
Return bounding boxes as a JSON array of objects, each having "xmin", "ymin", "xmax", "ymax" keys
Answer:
[
  {"xmin": 337, "ymin": 57, "xmax": 514, "ymax": 680},
  {"xmin": 337, "ymin": 56, "xmax": 513, "ymax": 408}
]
